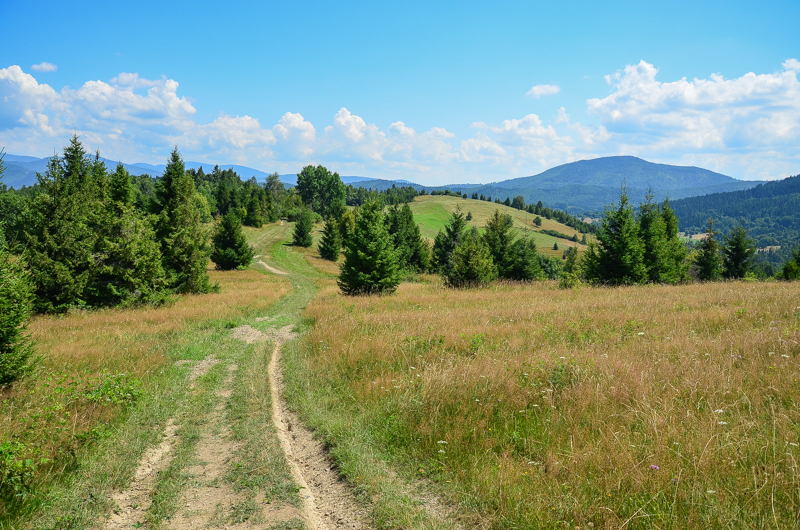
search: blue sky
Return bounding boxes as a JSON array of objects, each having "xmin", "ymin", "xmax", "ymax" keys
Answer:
[{"xmin": 1, "ymin": 0, "xmax": 798, "ymax": 184}]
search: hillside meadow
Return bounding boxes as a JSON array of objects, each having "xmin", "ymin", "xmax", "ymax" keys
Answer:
[
  {"xmin": 408, "ymin": 195, "xmax": 588, "ymax": 257},
  {"xmin": 291, "ymin": 273, "xmax": 800, "ymax": 529}
]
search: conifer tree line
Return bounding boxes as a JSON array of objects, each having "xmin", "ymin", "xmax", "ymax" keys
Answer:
[{"xmin": 576, "ymin": 187, "xmax": 799, "ymax": 285}]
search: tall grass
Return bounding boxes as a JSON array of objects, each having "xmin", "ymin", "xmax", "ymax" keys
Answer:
[
  {"xmin": 0, "ymin": 268, "xmax": 289, "ymax": 510},
  {"xmin": 298, "ymin": 278, "xmax": 800, "ymax": 528}
]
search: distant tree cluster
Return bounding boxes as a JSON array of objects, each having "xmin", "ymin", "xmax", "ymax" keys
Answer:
[
  {"xmin": 345, "ymin": 183, "xmax": 419, "ymax": 207},
  {"xmin": 433, "ymin": 208, "xmax": 544, "ymax": 287},
  {"xmin": 334, "ymin": 201, "xmax": 430, "ymax": 295}
]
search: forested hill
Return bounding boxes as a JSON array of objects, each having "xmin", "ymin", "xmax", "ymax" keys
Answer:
[{"xmin": 670, "ymin": 174, "xmax": 800, "ymax": 249}]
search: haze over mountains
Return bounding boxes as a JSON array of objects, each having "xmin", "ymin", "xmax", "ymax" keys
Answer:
[{"xmin": 2, "ymin": 153, "xmax": 766, "ymax": 213}]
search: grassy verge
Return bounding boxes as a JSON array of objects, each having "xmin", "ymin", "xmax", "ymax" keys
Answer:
[
  {"xmin": 0, "ymin": 246, "xmax": 291, "ymax": 527},
  {"xmin": 286, "ymin": 276, "xmax": 800, "ymax": 529}
]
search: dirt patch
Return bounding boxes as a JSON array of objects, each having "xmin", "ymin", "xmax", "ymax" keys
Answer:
[
  {"xmin": 268, "ymin": 341, "xmax": 368, "ymax": 530},
  {"xmin": 103, "ymin": 420, "xmax": 178, "ymax": 530},
  {"xmin": 254, "ymin": 256, "xmax": 288, "ymax": 275},
  {"xmin": 189, "ymin": 357, "xmax": 220, "ymax": 383},
  {"xmin": 231, "ymin": 325, "xmax": 297, "ymax": 345}
]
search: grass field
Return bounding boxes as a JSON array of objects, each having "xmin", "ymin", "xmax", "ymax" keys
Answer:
[
  {"xmin": 408, "ymin": 195, "xmax": 588, "ymax": 257},
  {"xmin": 290, "ymin": 275, "xmax": 800, "ymax": 529}
]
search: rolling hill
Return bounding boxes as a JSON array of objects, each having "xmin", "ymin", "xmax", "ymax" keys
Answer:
[
  {"xmin": 408, "ymin": 194, "xmax": 588, "ymax": 258},
  {"xmin": 670, "ymin": 173, "xmax": 800, "ymax": 250}
]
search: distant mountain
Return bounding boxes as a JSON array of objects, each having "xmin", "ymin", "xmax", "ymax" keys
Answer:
[
  {"xmin": 670, "ymin": 174, "xmax": 800, "ymax": 249},
  {"xmin": 457, "ymin": 157, "xmax": 763, "ymax": 213},
  {"xmin": 1, "ymin": 153, "xmax": 374, "ymax": 189}
]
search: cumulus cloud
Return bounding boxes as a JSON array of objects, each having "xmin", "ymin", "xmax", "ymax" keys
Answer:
[
  {"xmin": 526, "ymin": 84, "xmax": 560, "ymax": 98},
  {"xmin": 31, "ymin": 62, "xmax": 57, "ymax": 72},
  {"xmin": 1, "ymin": 62, "xmax": 798, "ymax": 183},
  {"xmin": 586, "ymin": 59, "xmax": 800, "ymax": 178}
]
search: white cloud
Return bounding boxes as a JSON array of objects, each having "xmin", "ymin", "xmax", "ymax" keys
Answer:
[
  {"xmin": 31, "ymin": 62, "xmax": 57, "ymax": 72},
  {"xmin": 586, "ymin": 59, "xmax": 800, "ymax": 178},
  {"xmin": 526, "ymin": 84, "xmax": 560, "ymax": 98},
  {"xmin": 1, "ymin": 62, "xmax": 798, "ymax": 184}
]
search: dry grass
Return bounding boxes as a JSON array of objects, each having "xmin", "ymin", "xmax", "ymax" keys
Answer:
[
  {"xmin": 0, "ymin": 268, "xmax": 289, "ymax": 480},
  {"xmin": 300, "ymin": 278, "xmax": 800, "ymax": 528}
]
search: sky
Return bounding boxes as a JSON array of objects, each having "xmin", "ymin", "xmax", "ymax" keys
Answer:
[{"xmin": 1, "ymin": 0, "xmax": 799, "ymax": 185}]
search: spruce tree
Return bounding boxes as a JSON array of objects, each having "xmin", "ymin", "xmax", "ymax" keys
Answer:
[
  {"xmin": 780, "ymin": 247, "xmax": 800, "ymax": 281},
  {"xmin": 445, "ymin": 228, "xmax": 497, "ymax": 287},
  {"xmin": 722, "ymin": 225, "xmax": 756, "ymax": 279},
  {"xmin": 507, "ymin": 237, "xmax": 542, "ymax": 281},
  {"xmin": 157, "ymin": 148, "xmax": 214, "ymax": 293},
  {"xmin": 338, "ymin": 209, "xmax": 356, "ymax": 248},
  {"xmin": 694, "ymin": 218, "xmax": 723, "ymax": 281},
  {"xmin": 212, "ymin": 211, "xmax": 255, "ymax": 270},
  {"xmin": 385, "ymin": 204, "xmax": 429, "ymax": 272},
  {"xmin": 432, "ymin": 207, "xmax": 467, "ymax": 274},
  {"xmin": 292, "ymin": 207, "xmax": 314, "ymax": 247},
  {"xmin": 338, "ymin": 200, "xmax": 401, "ymax": 295},
  {"xmin": 0, "ymin": 154, "xmax": 34, "ymax": 385},
  {"xmin": 583, "ymin": 187, "xmax": 647, "ymax": 285},
  {"xmin": 244, "ymin": 192, "xmax": 265, "ymax": 227},
  {"xmin": 660, "ymin": 199, "xmax": 689, "ymax": 283},
  {"xmin": 318, "ymin": 216, "xmax": 342, "ymax": 261},
  {"xmin": 23, "ymin": 137, "xmax": 99, "ymax": 312},
  {"xmin": 110, "ymin": 163, "xmax": 135, "ymax": 207},
  {"xmin": 483, "ymin": 210, "xmax": 514, "ymax": 278}
]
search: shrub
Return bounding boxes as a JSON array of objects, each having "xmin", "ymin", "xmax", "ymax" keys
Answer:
[{"xmin": 0, "ymin": 251, "xmax": 34, "ymax": 386}]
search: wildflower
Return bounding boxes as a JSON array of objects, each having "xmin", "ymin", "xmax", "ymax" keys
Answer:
[
  {"xmin": 650, "ymin": 465, "xmax": 660, "ymax": 470},
  {"xmin": 437, "ymin": 440, "xmax": 448, "ymax": 444},
  {"xmin": 438, "ymin": 450, "xmax": 445, "ymax": 454},
  {"xmin": 637, "ymin": 332, "xmax": 645, "ymax": 336},
  {"xmin": 707, "ymin": 490, "xmax": 716, "ymax": 494},
  {"xmin": 718, "ymin": 421, "xmax": 728, "ymax": 425},
  {"xmin": 714, "ymin": 409, "xmax": 724, "ymax": 413},
  {"xmin": 782, "ymin": 354, "xmax": 790, "ymax": 359}
]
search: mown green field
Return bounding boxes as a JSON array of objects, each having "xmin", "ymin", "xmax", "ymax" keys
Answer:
[{"xmin": 408, "ymin": 195, "xmax": 588, "ymax": 257}]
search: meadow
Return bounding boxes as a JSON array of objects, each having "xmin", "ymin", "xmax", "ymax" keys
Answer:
[
  {"xmin": 290, "ymin": 275, "xmax": 800, "ymax": 529},
  {"xmin": 0, "ymin": 266, "xmax": 290, "ymax": 521},
  {"xmin": 408, "ymin": 195, "xmax": 587, "ymax": 257}
]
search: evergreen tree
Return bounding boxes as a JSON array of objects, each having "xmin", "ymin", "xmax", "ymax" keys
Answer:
[
  {"xmin": 694, "ymin": 218, "xmax": 723, "ymax": 281},
  {"xmin": 110, "ymin": 163, "xmax": 135, "ymax": 207},
  {"xmin": 0, "ymin": 153, "xmax": 34, "ymax": 385},
  {"xmin": 338, "ymin": 200, "xmax": 401, "ymax": 295},
  {"xmin": 244, "ymin": 192, "xmax": 265, "ymax": 227},
  {"xmin": 511, "ymin": 196, "xmax": 525, "ymax": 210},
  {"xmin": 780, "ymin": 247, "xmax": 800, "ymax": 280},
  {"xmin": 432, "ymin": 207, "xmax": 467, "ymax": 274},
  {"xmin": 89, "ymin": 208, "xmax": 169, "ymax": 306},
  {"xmin": 553, "ymin": 241, "xmax": 559, "ymax": 251},
  {"xmin": 722, "ymin": 225, "xmax": 756, "ymax": 279},
  {"xmin": 338, "ymin": 209, "xmax": 356, "ymax": 248},
  {"xmin": 562, "ymin": 246, "xmax": 579, "ymax": 274},
  {"xmin": 385, "ymin": 204, "xmax": 429, "ymax": 272},
  {"xmin": 466, "ymin": 211, "xmax": 473, "ymax": 221},
  {"xmin": 157, "ymin": 148, "xmax": 214, "ymax": 293},
  {"xmin": 212, "ymin": 211, "xmax": 255, "ymax": 270},
  {"xmin": 583, "ymin": 187, "xmax": 647, "ymax": 285},
  {"xmin": 580, "ymin": 233, "xmax": 587, "ymax": 245},
  {"xmin": 638, "ymin": 192, "xmax": 669, "ymax": 283},
  {"xmin": 23, "ymin": 137, "xmax": 99, "ymax": 312},
  {"xmin": 318, "ymin": 216, "xmax": 342, "ymax": 261},
  {"xmin": 533, "ymin": 216, "xmax": 542, "ymax": 227},
  {"xmin": 507, "ymin": 237, "xmax": 542, "ymax": 281},
  {"xmin": 445, "ymin": 228, "xmax": 497, "ymax": 287},
  {"xmin": 292, "ymin": 207, "xmax": 314, "ymax": 247},
  {"xmin": 660, "ymin": 199, "xmax": 689, "ymax": 283},
  {"xmin": 483, "ymin": 210, "xmax": 515, "ymax": 278},
  {"xmin": 0, "ymin": 250, "xmax": 34, "ymax": 385}
]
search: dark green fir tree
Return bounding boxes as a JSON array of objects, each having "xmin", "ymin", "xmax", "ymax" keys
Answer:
[
  {"xmin": 721, "ymin": 225, "xmax": 756, "ymax": 279},
  {"xmin": 318, "ymin": 216, "xmax": 342, "ymax": 261},
  {"xmin": 445, "ymin": 228, "xmax": 497, "ymax": 287},
  {"xmin": 292, "ymin": 207, "xmax": 314, "ymax": 247},
  {"xmin": 338, "ymin": 200, "xmax": 401, "ymax": 295},
  {"xmin": 212, "ymin": 211, "xmax": 255, "ymax": 270},
  {"xmin": 694, "ymin": 218, "xmax": 723, "ymax": 282}
]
